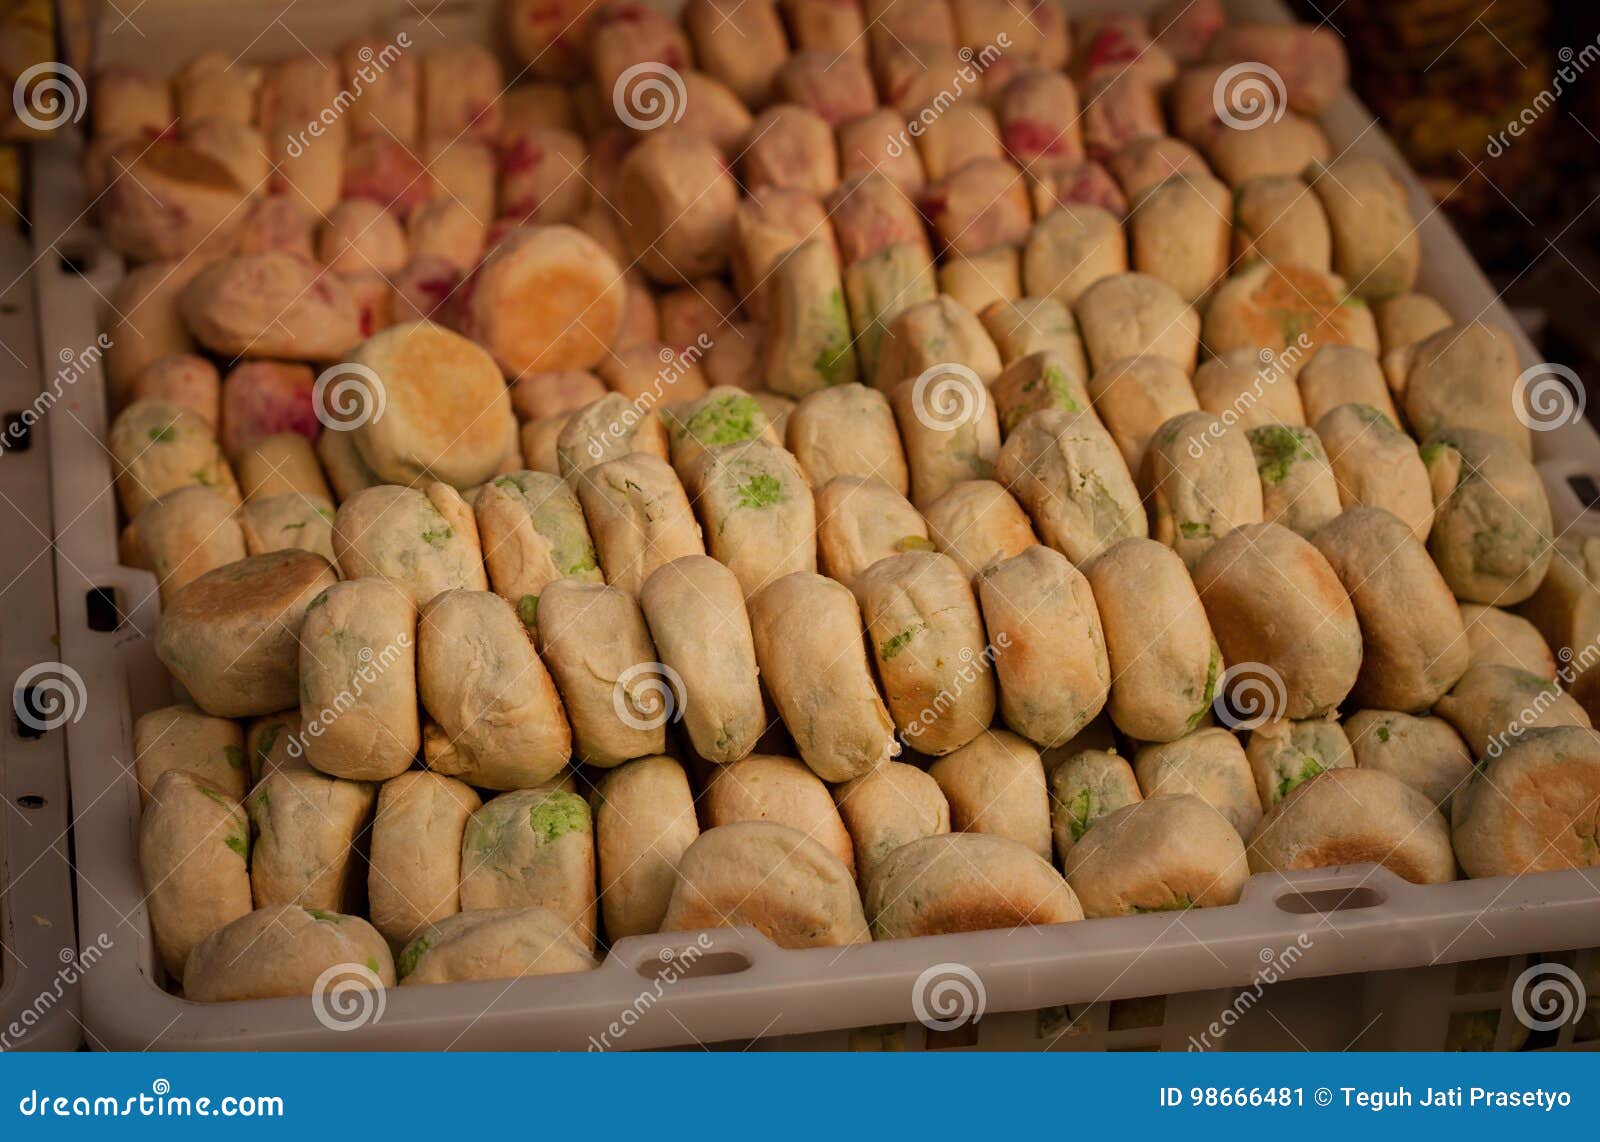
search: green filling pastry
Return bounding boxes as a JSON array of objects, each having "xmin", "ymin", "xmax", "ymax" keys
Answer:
[
  {"xmin": 880, "ymin": 621, "xmax": 927, "ymax": 661},
  {"xmin": 680, "ymin": 395, "xmax": 762, "ymax": 448},
  {"xmin": 527, "ymin": 792, "xmax": 589, "ymax": 843},
  {"xmin": 736, "ymin": 472, "xmax": 785, "ymax": 510},
  {"xmin": 1275, "ymin": 756, "xmax": 1325, "ymax": 801},
  {"xmin": 1251, "ymin": 425, "xmax": 1314, "ymax": 485},
  {"xmin": 397, "ymin": 934, "xmax": 431, "ymax": 979}
]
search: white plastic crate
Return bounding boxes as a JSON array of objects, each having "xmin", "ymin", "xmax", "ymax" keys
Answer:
[
  {"xmin": 23, "ymin": 0, "xmax": 1600, "ymax": 1051},
  {"xmin": 1, "ymin": 222, "xmax": 82, "ymax": 1052}
]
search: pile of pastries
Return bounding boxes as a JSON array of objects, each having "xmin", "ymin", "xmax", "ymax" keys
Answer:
[{"xmin": 88, "ymin": 0, "xmax": 1599, "ymax": 1005}]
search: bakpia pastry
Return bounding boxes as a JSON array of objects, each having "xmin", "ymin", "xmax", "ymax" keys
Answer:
[
  {"xmin": 748, "ymin": 571, "xmax": 897, "ymax": 782},
  {"xmin": 661, "ymin": 822, "xmax": 870, "ymax": 949},
  {"xmin": 133, "ymin": 705, "xmax": 247, "ymax": 806},
  {"xmin": 1244, "ymin": 718, "xmax": 1354, "ymax": 808},
  {"xmin": 704, "ymin": 753, "xmax": 855, "ymax": 875},
  {"xmin": 1311, "ymin": 507, "xmax": 1469, "ymax": 711},
  {"xmin": 1345, "ymin": 710, "xmax": 1473, "ymax": 813},
  {"xmin": 594, "ymin": 756, "xmax": 699, "ymax": 939},
  {"xmin": 1247, "ymin": 768, "xmax": 1455, "ymax": 885},
  {"xmin": 1064, "ymin": 794, "xmax": 1249, "ymax": 916},
  {"xmin": 928, "ymin": 730, "xmax": 1052, "ymax": 860},
  {"xmin": 535, "ymin": 580, "xmax": 666, "ymax": 767},
  {"xmin": 835, "ymin": 763, "xmax": 950, "ymax": 885},
  {"xmin": 459, "ymin": 788, "xmax": 597, "ymax": 948},
  {"xmin": 867, "ymin": 832, "xmax": 1083, "ymax": 939},
  {"xmin": 1452, "ymin": 726, "xmax": 1600, "ymax": 879},
  {"xmin": 1194, "ymin": 523, "xmax": 1361, "ymax": 721},
  {"xmin": 332, "ymin": 483, "xmax": 488, "ymax": 603},
  {"xmin": 638, "ymin": 555, "xmax": 765, "ymax": 764},
  {"xmin": 995, "ymin": 408, "xmax": 1145, "ymax": 563},
  {"xmin": 1086, "ymin": 537, "xmax": 1222, "ymax": 744},
  {"xmin": 1133, "ymin": 729, "xmax": 1263, "ymax": 840},
  {"xmin": 992, "ymin": 350, "xmax": 1092, "ymax": 437},
  {"xmin": 417, "ymin": 589, "xmax": 572, "ymax": 790},
  {"xmin": 368, "ymin": 771, "xmax": 481, "ymax": 948},
  {"xmin": 976, "ymin": 545, "xmax": 1109, "ymax": 747},
  {"xmin": 296, "ymin": 577, "xmax": 420, "ymax": 781},
  {"xmin": 156, "ymin": 549, "xmax": 336, "ymax": 718},
  {"xmin": 247, "ymin": 770, "xmax": 375, "ymax": 911},
  {"xmin": 184, "ymin": 906, "xmax": 394, "ymax": 1002},
  {"xmin": 854, "ymin": 550, "xmax": 996, "ymax": 756},
  {"xmin": 1048, "ymin": 750, "xmax": 1142, "ymax": 863},
  {"xmin": 924, "ymin": 480, "xmax": 1038, "ymax": 581},
  {"xmin": 398, "ymin": 907, "xmax": 597, "ymax": 985},
  {"xmin": 786, "ymin": 384, "xmax": 909, "ymax": 494},
  {"xmin": 813, "ymin": 476, "xmax": 931, "ymax": 590},
  {"xmin": 574, "ymin": 452, "xmax": 705, "ymax": 596},
  {"xmin": 140, "ymin": 770, "xmax": 252, "ymax": 981}
]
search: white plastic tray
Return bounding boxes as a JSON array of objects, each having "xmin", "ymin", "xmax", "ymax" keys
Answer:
[
  {"xmin": 27, "ymin": 0, "xmax": 1600, "ymax": 1050},
  {"xmin": 1, "ymin": 222, "xmax": 82, "ymax": 1052}
]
